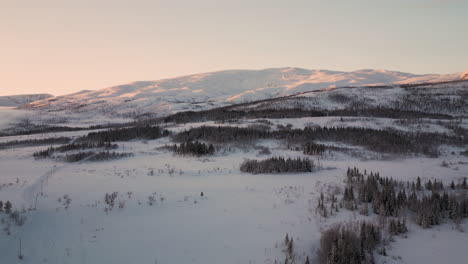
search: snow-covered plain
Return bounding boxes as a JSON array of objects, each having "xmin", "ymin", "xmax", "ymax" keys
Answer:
[{"xmin": 0, "ymin": 113, "xmax": 467, "ymax": 264}]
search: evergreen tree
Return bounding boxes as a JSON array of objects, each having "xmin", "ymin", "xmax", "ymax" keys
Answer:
[{"xmin": 4, "ymin": 201, "xmax": 12, "ymax": 214}]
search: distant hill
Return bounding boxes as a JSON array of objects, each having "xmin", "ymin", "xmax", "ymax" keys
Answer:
[
  {"xmin": 0, "ymin": 94, "xmax": 54, "ymax": 107},
  {"xmin": 21, "ymin": 68, "xmax": 465, "ymax": 118},
  {"xmin": 461, "ymin": 71, "xmax": 468, "ymax": 80}
]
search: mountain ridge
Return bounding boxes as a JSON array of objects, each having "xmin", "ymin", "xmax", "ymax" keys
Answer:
[
  {"xmin": 0, "ymin": 93, "xmax": 54, "ymax": 107},
  {"xmin": 21, "ymin": 68, "xmax": 466, "ymax": 118}
]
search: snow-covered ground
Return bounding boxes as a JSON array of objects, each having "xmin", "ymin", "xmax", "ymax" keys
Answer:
[
  {"xmin": 0, "ymin": 116, "xmax": 467, "ymax": 264},
  {"xmin": 381, "ymin": 223, "xmax": 468, "ymax": 264}
]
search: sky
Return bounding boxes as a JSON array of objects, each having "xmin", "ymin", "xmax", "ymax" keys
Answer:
[{"xmin": 1, "ymin": 0, "xmax": 467, "ymax": 96}]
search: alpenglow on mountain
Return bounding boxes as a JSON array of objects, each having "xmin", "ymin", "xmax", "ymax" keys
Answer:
[
  {"xmin": 22, "ymin": 68, "xmax": 466, "ymax": 118},
  {"xmin": 0, "ymin": 94, "xmax": 54, "ymax": 107}
]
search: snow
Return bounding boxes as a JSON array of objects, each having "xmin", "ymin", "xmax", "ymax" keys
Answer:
[
  {"xmin": 381, "ymin": 222, "xmax": 468, "ymax": 264},
  {"xmin": 20, "ymin": 68, "xmax": 465, "ymax": 122},
  {"xmin": 1, "ymin": 79, "xmax": 467, "ymax": 264},
  {"xmin": 0, "ymin": 118, "xmax": 467, "ymax": 263}
]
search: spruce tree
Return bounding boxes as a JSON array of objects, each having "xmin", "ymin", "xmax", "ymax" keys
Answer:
[{"xmin": 4, "ymin": 201, "xmax": 12, "ymax": 213}]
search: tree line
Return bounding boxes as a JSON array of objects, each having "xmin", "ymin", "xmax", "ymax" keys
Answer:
[
  {"xmin": 33, "ymin": 142, "xmax": 117, "ymax": 159},
  {"xmin": 78, "ymin": 125, "xmax": 170, "ymax": 143},
  {"xmin": 157, "ymin": 104, "xmax": 453, "ymax": 125},
  {"xmin": 0, "ymin": 125, "xmax": 83, "ymax": 137},
  {"xmin": 0, "ymin": 137, "xmax": 70, "ymax": 150}
]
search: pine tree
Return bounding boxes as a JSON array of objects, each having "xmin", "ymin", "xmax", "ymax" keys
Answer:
[
  {"xmin": 208, "ymin": 144, "xmax": 215, "ymax": 154},
  {"xmin": 287, "ymin": 238, "xmax": 294, "ymax": 258},
  {"xmin": 426, "ymin": 180, "xmax": 433, "ymax": 191},
  {"xmin": 416, "ymin": 177, "xmax": 422, "ymax": 191},
  {"xmin": 4, "ymin": 201, "xmax": 12, "ymax": 213}
]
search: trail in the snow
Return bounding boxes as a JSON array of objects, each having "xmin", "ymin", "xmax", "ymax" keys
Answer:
[
  {"xmin": 22, "ymin": 164, "xmax": 62, "ymax": 208},
  {"xmin": 22, "ymin": 153, "xmax": 97, "ymax": 208}
]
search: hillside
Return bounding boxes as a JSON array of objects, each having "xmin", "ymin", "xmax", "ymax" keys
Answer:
[
  {"xmin": 0, "ymin": 94, "xmax": 53, "ymax": 107},
  {"xmin": 21, "ymin": 68, "xmax": 465, "ymax": 119}
]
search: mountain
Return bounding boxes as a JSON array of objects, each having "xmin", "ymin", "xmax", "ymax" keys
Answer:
[
  {"xmin": 22, "ymin": 68, "xmax": 465, "ymax": 118},
  {"xmin": 461, "ymin": 71, "xmax": 468, "ymax": 80},
  {"xmin": 0, "ymin": 93, "xmax": 54, "ymax": 107}
]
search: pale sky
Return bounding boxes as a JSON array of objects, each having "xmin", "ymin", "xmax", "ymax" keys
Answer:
[{"xmin": 1, "ymin": 0, "xmax": 467, "ymax": 96}]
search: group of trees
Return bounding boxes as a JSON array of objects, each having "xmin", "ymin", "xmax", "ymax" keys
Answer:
[
  {"xmin": 104, "ymin": 192, "xmax": 119, "ymax": 211},
  {"xmin": 311, "ymin": 167, "xmax": 468, "ymax": 264},
  {"xmin": 171, "ymin": 141, "xmax": 215, "ymax": 156},
  {"xmin": 0, "ymin": 200, "xmax": 12, "ymax": 213},
  {"xmin": 316, "ymin": 222, "xmax": 382, "ymax": 264},
  {"xmin": 344, "ymin": 167, "xmax": 468, "ymax": 228},
  {"xmin": 0, "ymin": 200, "xmax": 25, "ymax": 227},
  {"xmin": 33, "ymin": 142, "xmax": 117, "ymax": 159},
  {"xmin": 174, "ymin": 126, "xmax": 465, "ymax": 156},
  {"xmin": 240, "ymin": 157, "xmax": 316, "ymax": 174},
  {"xmin": 303, "ymin": 142, "xmax": 326, "ymax": 156}
]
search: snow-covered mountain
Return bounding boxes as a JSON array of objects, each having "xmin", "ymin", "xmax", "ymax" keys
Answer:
[
  {"xmin": 0, "ymin": 94, "xmax": 53, "ymax": 107},
  {"xmin": 461, "ymin": 71, "xmax": 468, "ymax": 80},
  {"xmin": 22, "ymin": 68, "xmax": 466, "ymax": 118}
]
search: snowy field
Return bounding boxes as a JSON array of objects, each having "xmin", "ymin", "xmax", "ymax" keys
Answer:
[{"xmin": 0, "ymin": 114, "xmax": 467, "ymax": 264}]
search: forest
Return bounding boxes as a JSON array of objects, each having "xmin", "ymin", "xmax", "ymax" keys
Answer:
[
  {"xmin": 174, "ymin": 126, "xmax": 466, "ymax": 156},
  {"xmin": 312, "ymin": 167, "xmax": 468, "ymax": 264}
]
